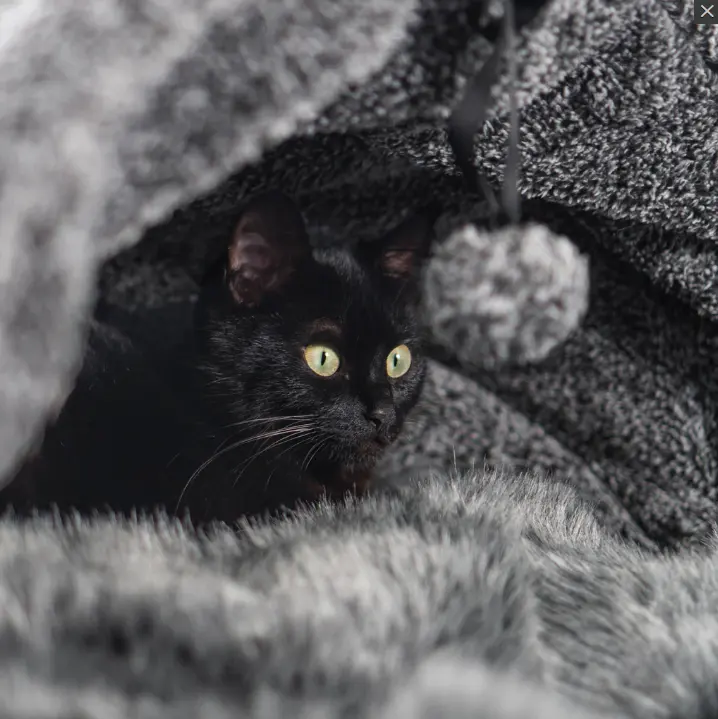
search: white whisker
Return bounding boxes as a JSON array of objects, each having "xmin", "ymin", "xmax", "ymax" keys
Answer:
[
  {"xmin": 224, "ymin": 414, "xmax": 315, "ymax": 431},
  {"xmin": 230, "ymin": 430, "xmax": 320, "ymax": 489},
  {"xmin": 175, "ymin": 422, "xmax": 316, "ymax": 511},
  {"xmin": 301, "ymin": 436, "xmax": 332, "ymax": 473}
]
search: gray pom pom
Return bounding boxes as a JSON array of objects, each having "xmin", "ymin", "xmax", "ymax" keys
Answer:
[{"xmin": 423, "ymin": 223, "xmax": 589, "ymax": 368}]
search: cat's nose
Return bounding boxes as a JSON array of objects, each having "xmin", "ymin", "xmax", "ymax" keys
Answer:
[
  {"xmin": 365, "ymin": 406, "xmax": 397, "ymax": 444},
  {"xmin": 367, "ymin": 407, "xmax": 387, "ymax": 429}
]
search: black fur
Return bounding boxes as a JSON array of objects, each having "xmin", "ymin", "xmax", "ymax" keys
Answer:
[{"xmin": 2, "ymin": 193, "xmax": 435, "ymax": 524}]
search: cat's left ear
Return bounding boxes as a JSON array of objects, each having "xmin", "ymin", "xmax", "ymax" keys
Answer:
[
  {"xmin": 359, "ymin": 206, "xmax": 439, "ymax": 284},
  {"xmin": 226, "ymin": 191, "xmax": 311, "ymax": 306}
]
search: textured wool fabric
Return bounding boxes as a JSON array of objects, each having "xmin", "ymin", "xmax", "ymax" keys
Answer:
[{"xmin": 93, "ymin": 0, "xmax": 718, "ymax": 550}]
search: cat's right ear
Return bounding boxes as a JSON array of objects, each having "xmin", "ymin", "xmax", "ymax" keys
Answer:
[{"xmin": 226, "ymin": 192, "xmax": 311, "ymax": 306}]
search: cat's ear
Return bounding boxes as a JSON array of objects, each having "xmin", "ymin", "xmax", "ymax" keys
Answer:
[
  {"xmin": 226, "ymin": 192, "xmax": 311, "ymax": 306},
  {"xmin": 359, "ymin": 206, "xmax": 438, "ymax": 283}
]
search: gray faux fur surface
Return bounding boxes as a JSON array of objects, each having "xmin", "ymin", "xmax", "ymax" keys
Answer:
[
  {"xmin": 2, "ymin": 0, "xmax": 718, "ymax": 715},
  {"xmin": 3, "ymin": 468, "xmax": 718, "ymax": 719}
]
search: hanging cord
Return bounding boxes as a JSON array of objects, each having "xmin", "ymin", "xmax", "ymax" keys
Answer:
[
  {"xmin": 446, "ymin": 35, "xmax": 506, "ymax": 218},
  {"xmin": 448, "ymin": 0, "xmax": 546, "ymax": 226},
  {"xmin": 501, "ymin": 0, "xmax": 520, "ymax": 224}
]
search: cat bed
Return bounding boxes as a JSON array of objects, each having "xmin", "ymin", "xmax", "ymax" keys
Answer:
[{"xmin": 1, "ymin": 0, "xmax": 718, "ymax": 716}]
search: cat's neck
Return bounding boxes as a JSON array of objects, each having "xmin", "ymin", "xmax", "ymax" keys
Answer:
[
  {"xmin": 178, "ymin": 447, "xmax": 376, "ymax": 525},
  {"xmin": 302, "ymin": 464, "xmax": 374, "ymax": 501}
]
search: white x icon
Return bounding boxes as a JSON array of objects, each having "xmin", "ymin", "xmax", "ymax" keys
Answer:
[{"xmin": 701, "ymin": 4, "xmax": 714, "ymax": 16}]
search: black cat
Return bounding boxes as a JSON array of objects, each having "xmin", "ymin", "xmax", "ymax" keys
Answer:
[{"xmin": 2, "ymin": 192, "xmax": 435, "ymax": 524}]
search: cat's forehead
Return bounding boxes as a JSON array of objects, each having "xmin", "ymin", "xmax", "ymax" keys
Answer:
[
  {"xmin": 305, "ymin": 316, "xmax": 343, "ymax": 339},
  {"xmin": 314, "ymin": 248, "xmax": 389, "ymax": 307},
  {"xmin": 304, "ymin": 246, "xmax": 411, "ymax": 335},
  {"xmin": 313, "ymin": 246, "xmax": 363, "ymax": 280}
]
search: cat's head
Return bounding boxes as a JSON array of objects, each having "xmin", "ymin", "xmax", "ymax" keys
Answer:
[{"xmin": 196, "ymin": 191, "xmax": 436, "ymax": 478}]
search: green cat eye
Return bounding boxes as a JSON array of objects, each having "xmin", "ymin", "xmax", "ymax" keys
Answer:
[
  {"xmin": 304, "ymin": 344, "xmax": 341, "ymax": 377},
  {"xmin": 386, "ymin": 344, "xmax": 412, "ymax": 379}
]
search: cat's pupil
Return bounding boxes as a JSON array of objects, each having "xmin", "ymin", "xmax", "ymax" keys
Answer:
[
  {"xmin": 320, "ymin": 352, "xmax": 327, "ymax": 365},
  {"xmin": 392, "ymin": 354, "xmax": 398, "ymax": 366}
]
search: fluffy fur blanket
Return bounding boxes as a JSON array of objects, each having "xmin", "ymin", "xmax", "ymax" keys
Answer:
[
  {"xmin": 1, "ymin": 0, "xmax": 718, "ymax": 715},
  {"xmin": 6, "ymin": 468, "xmax": 718, "ymax": 719}
]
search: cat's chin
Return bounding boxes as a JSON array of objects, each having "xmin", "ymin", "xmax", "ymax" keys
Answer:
[{"xmin": 332, "ymin": 440, "xmax": 390, "ymax": 471}]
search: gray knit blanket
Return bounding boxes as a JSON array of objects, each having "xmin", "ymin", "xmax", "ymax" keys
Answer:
[{"xmin": 1, "ymin": 0, "xmax": 718, "ymax": 716}]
